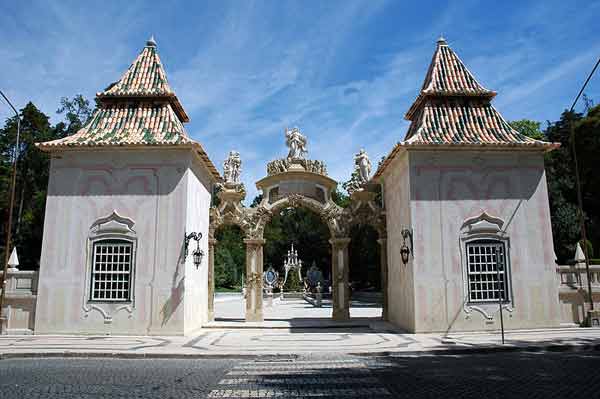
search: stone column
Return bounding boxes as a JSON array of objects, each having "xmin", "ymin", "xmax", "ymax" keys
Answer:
[
  {"xmin": 207, "ymin": 238, "xmax": 217, "ymax": 322},
  {"xmin": 330, "ymin": 237, "xmax": 351, "ymax": 321},
  {"xmin": 243, "ymin": 238, "xmax": 265, "ymax": 322},
  {"xmin": 377, "ymin": 238, "xmax": 388, "ymax": 321}
]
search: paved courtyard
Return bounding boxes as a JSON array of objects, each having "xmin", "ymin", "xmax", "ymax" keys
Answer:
[
  {"xmin": 1, "ymin": 351, "xmax": 600, "ymax": 398},
  {"xmin": 212, "ymin": 293, "xmax": 383, "ymax": 324}
]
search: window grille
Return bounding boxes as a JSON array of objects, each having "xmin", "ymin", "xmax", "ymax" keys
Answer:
[
  {"xmin": 90, "ymin": 240, "xmax": 133, "ymax": 301},
  {"xmin": 466, "ymin": 240, "xmax": 509, "ymax": 303}
]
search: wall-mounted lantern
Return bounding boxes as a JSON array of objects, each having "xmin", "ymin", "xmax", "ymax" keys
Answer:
[
  {"xmin": 400, "ymin": 228, "xmax": 413, "ymax": 265},
  {"xmin": 185, "ymin": 232, "xmax": 205, "ymax": 269}
]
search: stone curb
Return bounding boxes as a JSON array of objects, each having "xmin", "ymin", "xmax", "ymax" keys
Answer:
[
  {"xmin": 1, "ymin": 342, "xmax": 600, "ymax": 360},
  {"xmin": 354, "ymin": 342, "xmax": 600, "ymax": 357}
]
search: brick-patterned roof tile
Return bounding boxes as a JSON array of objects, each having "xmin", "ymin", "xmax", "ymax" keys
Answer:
[
  {"xmin": 100, "ymin": 41, "xmax": 173, "ymax": 97},
  {"xmin": 421, "ymin": 37, "xmax": 494, "ymax": 96},
  {"xmin": 40, "ymin": 102, "xmax": 190, "ymax": 147},
  {"xmin": 405, "ymin": 98, "xmax": 540, "ymax": 145}
]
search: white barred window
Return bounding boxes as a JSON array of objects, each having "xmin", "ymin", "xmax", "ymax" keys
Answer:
[
  {"xmin": 466, "ymin": 240, "xmax": 509, "ymax": 303},
  {"xmin": 90, "ymin": 240, "xmax": 133, "ymax": 301}
]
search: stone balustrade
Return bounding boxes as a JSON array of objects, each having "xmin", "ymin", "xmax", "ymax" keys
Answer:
[
  {"xmin": 0, "ymin": 268, "xmax": 38, "ymax": 335},
  {"xmin": 557, "ymin": 264, "xmax": 600, "ymax": 289},
  {"xmin": 557, "ymin": 264, "xmax": 600, "ymax": 325}
]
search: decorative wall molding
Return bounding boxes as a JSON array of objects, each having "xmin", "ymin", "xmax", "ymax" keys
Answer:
[
  {"xmin": 461, "ymin": 211, "xmax": 504, "ymax": 235},
  {"xmin": 82, "ymin": 211, "xmax": 138, "ymax": 322},
  {"xmin": 82, "ymin": 303, "xmax": 134, "ymax": 324},
  {"xmin": 90, "ymin": 210, "xmax": 136, "ymax": 237},
  {"xmin": 460, "ymin": 210, "xmax": 513, "ymax": 321}
]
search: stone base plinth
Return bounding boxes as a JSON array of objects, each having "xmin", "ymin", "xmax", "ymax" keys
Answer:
[
  {"xmin": 332, "ymin": 308, "xmax": 349, "ymax": 321},
  {"xmin": 245, "ymin": 311, "xmax": 264, "ymax": 322},
  {"xmin": 586, "ymin": 310, "xmax": 600, "ymax": 327}
]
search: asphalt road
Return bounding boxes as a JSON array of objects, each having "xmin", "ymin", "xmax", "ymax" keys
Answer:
[{"xmin": 1, "ymin": 351, "xmax": 599, "ymax": 398}]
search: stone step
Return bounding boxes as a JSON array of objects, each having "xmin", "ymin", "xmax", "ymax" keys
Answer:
[{"xmin": 203, "ymin": 318, "xmax": 376, "ymax": 329}]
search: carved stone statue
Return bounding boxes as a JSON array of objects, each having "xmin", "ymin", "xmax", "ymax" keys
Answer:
[
  {"xmin": 285, "ymin": 127, "xmax": 307, "ymax": 160},
  {"xmin": 223, "ymin": 150, "xmax": 241, "ymax": 184},
  {"xmin": 354, "ymin": 148, "xmax": 371, "ymax": 184}
]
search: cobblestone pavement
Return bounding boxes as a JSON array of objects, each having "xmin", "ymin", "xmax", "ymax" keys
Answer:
[
  {"xmin": 1, "ymin": 351, "xmax": 599, "ymax": 398},
  {"xmin": 0, "ymin": 358, "xmax": 235, "ymax": 399}
]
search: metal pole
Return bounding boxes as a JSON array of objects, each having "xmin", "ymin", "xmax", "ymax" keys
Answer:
[
  {"xmin": 570, "ymin": 122, "xmax": 594, "ymax": 312},
  {"xmin": 496, "ymin": 253, "xmax": 505, "ymax": 345},
  {"xmin": 0, "ymin": 90, "xmax": 20, "ymax": 334},
  {"xmin": 567, "ymin": 57, "xmax": 600, "ymax": 320}
]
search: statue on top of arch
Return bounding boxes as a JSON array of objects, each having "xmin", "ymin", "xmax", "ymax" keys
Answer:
[
  {"xmin": 355, "ymin": 148, "xmax": 371, "ymax": 184},
  {"xmin": 223, "ymin": 150, "xmax": 242, "ymax": 185},
  {"xmin": 345, "ymin": 148, "xmax": 372, "ymax": 194},
  {"xmin": 285, "ymin": 127, "xmax": 308, "ymax": 160}
]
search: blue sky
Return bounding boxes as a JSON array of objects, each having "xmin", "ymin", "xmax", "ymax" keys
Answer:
[{"xmin": 1, "ymin": 1, "xmax": 599, "ymax": 201}]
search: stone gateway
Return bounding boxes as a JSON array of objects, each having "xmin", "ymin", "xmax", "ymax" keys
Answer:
[{"xmin": 10, "ymin": 36, "xmax": 591, "ymax": 336}]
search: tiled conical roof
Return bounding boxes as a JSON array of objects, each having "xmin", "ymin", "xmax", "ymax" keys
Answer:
[
  {"xmin": 97, "ymin": 37, "xmax": 189, "ymax": 122},
  {"xmin": 404, "ymin": 98, "xmax": 543, "ymax": 146},
  {"xmin": 373, "ymin": 37, "xmax": 559, "ymax": 179},
  {"xmin": 38, "ymin": 38, "xmax": 220, "ymax": 180},
  {"xmin": 422, "ymin": 38, "xmax": 494, "ymax": 94},
  {"xmin": 403, "ymin": 37, "xmax": 557, "ymax": 148},
  {"xmin": 405, "ymin": 37, "xmax": 495, "ymax": 120}
]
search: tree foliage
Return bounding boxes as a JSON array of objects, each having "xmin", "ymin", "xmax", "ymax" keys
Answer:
[
  {"xmin": 510, "ymin": 119, "xmax": 546, "ymax": 140},
  {"xmin": 0, "ymin": 97, "xmax": 93, "ymax": 269},
  {"xmin": 544, "ymin": 105, "xmax": 600, "ymax": 262},
  {"xmin": 284, "ymin": 268, "xmax": 303, "ymax": 292},
  {"xmin": 56, "ymin": 95, "xmax": 94, "ymax": 136},
  {"xmin": 264, "ymin": 207, "xmax": 331, "ymax": 280},
  {"xmin": 348, "ymin": 224, "xmax": 381, "ymax": 290},
  {"xmin": 214, "ymin": 225, "xmax": 245, "ymax": 289},
  {"xmin": 511, "ymin": 105, "xmax": 600, "ymax": 263}
]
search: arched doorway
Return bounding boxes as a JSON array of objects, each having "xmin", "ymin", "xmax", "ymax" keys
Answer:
[
  {"xmin": 207, "ymin": 127, "xmax": 386, "ymax": 324},
  {"xmin": 208, "ymin": 187, "xmax": 387, "ymax": 324},
  {"xmin": 251, "ymin": 194, "xmax": 351, "ymax": 321},
  {"xmin": 212, "ymin": 224, "xmax": 245, "ymax": 321},
  {"xmin": 348, "ymin": 224, "xmax": 382, "ymax": 319},
  {"xmin": 262, "ymin": 206, "xmax": 332, "ymax": 320}
]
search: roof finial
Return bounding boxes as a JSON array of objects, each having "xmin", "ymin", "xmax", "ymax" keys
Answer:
[
  {"xmin": 146, "ymin": 35, "xmax": 157, "ymax": 48},
  {"xmin": 437, "ymin": 35, "xmax": 447, "ymax": 46}
]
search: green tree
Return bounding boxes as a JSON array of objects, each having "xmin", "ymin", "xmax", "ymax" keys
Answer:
[
  {"xmin": 0, "ymin": 96, "xmax": 93, "ymax": 269},
  {"xmin": 331, "ymin": 188, "xmax": 350, "ymax": 208},
  {"xmin": 264, "ymin": 207, "xmax": 331, "ymax": 282},
  {"xmin": 214, "ymin": 225, "xmax": 245, "ymax": 289},
  {"xmin": 510, "ymin": 119, "xmax": 546, "ymax": 140},
  {"xmin": 0, "ymin": 103, "xmax": 56, "ymax": 268},
  {"xmin": 348, "ymin": 224, "xmax": 381, "ymax": 290},
  {"xmin": 543, "ymin": 105, "xmax": 600, "ymax": 262},
  {"xmin": 284, "ymin": 268, "xmax": 303, "ymax": 292},
  {"xmin": 250, "ymin": 194, "xmax": 263, "ymax": 207},
  {"xmin": 56, "ymin": 95, "xmax": 94, "ymax": 136}
]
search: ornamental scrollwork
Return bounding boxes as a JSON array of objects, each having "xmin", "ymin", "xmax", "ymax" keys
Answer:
[
  {"xmin": 246, "ymin": 272, "xmax": 262, "ymax": 288},
  {"xmin": 286, "ymin": 193, "xmax": 304, "ymax": 208},
  {"xmin": 266, "ymin": 158, "xmax": 328, "ymax": 176}
]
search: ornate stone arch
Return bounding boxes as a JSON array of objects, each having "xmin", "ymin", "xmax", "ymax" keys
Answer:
[
  {"xmin": 207, "ymin": 129, "xmax": 385, "ymax": 323},
  {"xmin": 208, "ymin": 186, "xmax": 249, "ymax": 240},
  {"xmin": 344, "ymin": 190, "xmax": 386, "ymax": 237},
  {"xmin": 249, "ymin": 194, "xmax": 347, "ymax": 240},
  {"xmin": 207, "ymin": 184, "xmax": 250, "ymax": 321},
  {"xmin": 343, "ymin": 189, "xmax": 389, "ymax": 320}
]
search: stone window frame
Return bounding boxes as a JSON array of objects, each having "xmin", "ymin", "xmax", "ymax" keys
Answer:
[
  {"xmin": 463, "ymin": 237, "xmax": 511, "ymax": 305},
  {"xmin": 89, "ymin": 239, "xmax": 135, "ymax": 302},
  {"xmin": 459, "ymin": 212, "xmax": 514, "ymax": 320},
  {"xmin": 84, "ymin": 211, "xmax": 138, "ymax": 306}
]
